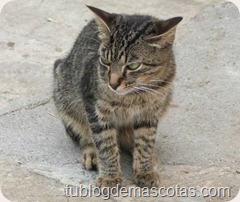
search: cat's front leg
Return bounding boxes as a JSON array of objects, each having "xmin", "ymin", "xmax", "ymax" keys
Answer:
[
  {"xmin": 133, "ymin": 119, "xmax": 160, "ymax": 188},
  {"xmin": 90, "ymin": 122, "xmax": 123, "ymax": 188}
]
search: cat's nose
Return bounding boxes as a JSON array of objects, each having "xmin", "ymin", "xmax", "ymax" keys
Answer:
[{"xmin": 109, "ymin": 74, "xmax": 123, "ymax": 90}]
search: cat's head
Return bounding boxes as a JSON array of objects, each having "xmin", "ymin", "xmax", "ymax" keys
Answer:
[{"xmin": 87, "ymin": 6, "xmax": 182, "ymax": 95}]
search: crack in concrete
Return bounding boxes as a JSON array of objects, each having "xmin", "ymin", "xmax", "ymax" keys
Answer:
[{"xmin": 0, "ymin": 98, "xmax": 51, "ymax": 117}]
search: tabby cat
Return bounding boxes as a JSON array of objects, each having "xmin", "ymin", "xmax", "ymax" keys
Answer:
[{"xmin": 53, "ymin": 5, "xmax": 182, "ymax": 188}]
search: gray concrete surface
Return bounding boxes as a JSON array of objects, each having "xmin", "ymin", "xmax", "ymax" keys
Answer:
[{"xmin": 0, "ymin": 0, "xmax": 240, "ymax": 201}]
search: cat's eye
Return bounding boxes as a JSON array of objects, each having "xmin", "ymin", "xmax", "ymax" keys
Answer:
[
  {"xmin": 126, "ymin": 62, "xmax": 141, "ymax": 71},
  {"xmin": 100, "ymin": 57, "xmax": 111, "ymax": 66}
]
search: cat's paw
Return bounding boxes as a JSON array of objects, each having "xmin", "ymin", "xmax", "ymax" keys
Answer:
[
  {"xmin": 135, "ymin": 171, "xmax": 160, "ymax": 188},
  {"xmin": 96, "ymin": 175, "xmax": 123, "ymax": 190},
  {"xmin": 82, "ymin": 146, "xmax": 98, "ymax": 170}
]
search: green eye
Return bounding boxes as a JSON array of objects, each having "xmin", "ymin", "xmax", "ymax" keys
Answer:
[
  {"xmin": 100, "ymin": 57, "xmax": 110, "ymax": 66},
  {"xmin": 126, "ymin": 63, "xmax": 141, "ymax": 70}
]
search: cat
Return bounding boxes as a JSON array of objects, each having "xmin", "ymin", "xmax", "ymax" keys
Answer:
[{"xmin": 53, "ymin": 5, "xmax": 182, "ymax": 188}]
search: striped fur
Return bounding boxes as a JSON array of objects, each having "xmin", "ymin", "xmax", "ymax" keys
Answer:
[{"xmin": 53, "ymin": 6, "xmax": 182, "ymax": 188}]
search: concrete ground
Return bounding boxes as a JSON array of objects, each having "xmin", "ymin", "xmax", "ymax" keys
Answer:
[{"xmin": 0, "ymin": 0, "xmax": 239, "ymax": 201}]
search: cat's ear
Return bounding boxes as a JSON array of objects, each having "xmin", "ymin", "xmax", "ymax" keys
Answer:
[
  {"xmin": 86, "ymin": 5, "xmax": 116, "ymax": 38},
  {"xmin": 146, "ymin": 17, "xmax": 183, "ymax": 45}
]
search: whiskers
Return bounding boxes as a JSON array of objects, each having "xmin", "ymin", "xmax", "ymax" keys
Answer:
[
  {"xmin": 96, "ymin": 79, "xmax": 168, "ymax": 98},
  {"xmin": 134, "ymin": 86, "xmax": 166, "ymax": 97},
  {"xmin": 137, "ymin": 80, "xmax": 171, "ymax": 97}
]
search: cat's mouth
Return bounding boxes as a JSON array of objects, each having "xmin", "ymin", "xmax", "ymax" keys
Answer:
[
  {"xmin": 108, "ymin": 84, "xmax": 160, "ymax": 97},
  {"xmin": 108, "ymin": 84, "xmax": 134, "ymax": 95},
  {"xmin": 107, "ymin": 78, "xmax": 158, "ymax": 96},
  {"xmin": 115, "ymin": 91, "xmax": 132, "ymax": 95}
]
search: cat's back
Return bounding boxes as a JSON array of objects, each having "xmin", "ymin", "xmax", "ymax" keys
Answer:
[
  {"xmin": 53, "ymin": 20, "xmax": 100, "ymax": 114},
  {"xmin": 54, "ymin": 19, "xmax": 99, "ymax": 79},
  {"xmin": 57, "ymin": 19, "xmax": 99, "ymax": 73}
]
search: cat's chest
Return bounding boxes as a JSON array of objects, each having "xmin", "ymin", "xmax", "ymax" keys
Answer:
[
  {"xmin": 113, "ymin": 104, "xmax": 141, "ymax": 123},
  {"xmin": 97, "ymin": 97, "xmax": 157, "ymax": 124}
]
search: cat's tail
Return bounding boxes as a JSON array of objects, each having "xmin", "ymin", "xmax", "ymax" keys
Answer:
[{"xmin": 54, "ymin": 59, "xmax": 64, "ymax": 70}]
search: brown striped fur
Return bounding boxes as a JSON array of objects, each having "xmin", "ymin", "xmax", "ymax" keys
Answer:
[{"xmin": 53, "ymin": 6, "xmax": 182, "ymax": 188}]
